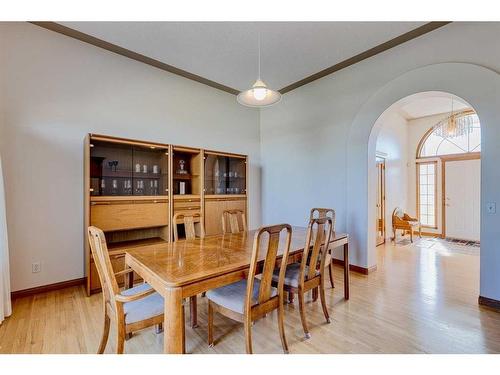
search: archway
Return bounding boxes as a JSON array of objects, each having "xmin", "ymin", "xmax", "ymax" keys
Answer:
[{"xmin": 346, "ymin": 63, "xmax": 500, "ymax": 302}]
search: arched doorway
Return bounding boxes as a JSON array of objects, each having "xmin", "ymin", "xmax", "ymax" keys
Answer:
[{"xmin": 345, "ymin": 63, "xmax": 500, "ymax": 302}]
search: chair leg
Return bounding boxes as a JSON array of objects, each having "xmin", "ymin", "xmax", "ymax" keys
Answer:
[
  {"xmin": 155, "ymin": 323, "xmax": 163, "ymax": 334},
  {"xmin": 190, "ymin": 296, "xmax": 198, "ymax": 328},
  {"xmin": 208, "ymin": 301, "xmax": 214, "ymax": 347},
  {"xmin": 244, "ymin": 317, "xmax": 253, "ymax": 354},
  {"xmin": 328, "ymin": 261, "xmax": 335, "ymax": 288},
  {"xmin": 319, "ymin": 281, "xmax": 331, "ymax": 324},
  {"xmin": 97, "ymin": 313, "xmax": 110, "ymax": 354},
  {"xmin": 410, "ymin": 229, "xmax": 413, "ymax": 243},
  {"xmin": 312, "ymin": 287, "xmax": 318, "ymax": 302},
  {"xmin": 277, "ymin": 297, "xmax": 289, "ymax": 354},
  {"xmin": 116, "ymin": 324, "xmax": 125, "ymax": 354},
  {"xmin": 298, "ymin": 290, "xmax": 310, "ymax": 339}
]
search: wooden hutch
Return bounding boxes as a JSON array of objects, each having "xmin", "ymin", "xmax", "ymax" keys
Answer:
[{"xmin": 84, "ymin": 134, "xmax": 248, "ymax": 295}]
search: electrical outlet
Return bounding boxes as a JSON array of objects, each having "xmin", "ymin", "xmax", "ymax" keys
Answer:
[
  {"xmin": 32, "ymin": 262, "xmax": 41, "ymax": 273},
  {"xmin": 486, "ymin": 202, "xmax": 496, "ymax": 214}
]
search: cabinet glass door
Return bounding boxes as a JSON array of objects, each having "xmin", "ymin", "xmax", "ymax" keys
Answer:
[
  {"xmin": 90, "ymin": 140, "xmax": 168, "ymax": 197},
  {"xmin": 132, "ymin": 146, "xmax": 169, "ymax": 196},
  {"xmin": 204, "ymin": 154, "xmax": 246, "ymax": 195},
  {"xmin": 90, "ymin": 141, "xmax": 133, "ymax": 196}
]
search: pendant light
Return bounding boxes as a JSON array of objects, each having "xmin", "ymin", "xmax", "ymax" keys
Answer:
[{"xmin": 237, "ymin": 32, "xmax": 281, "ymax": 107}]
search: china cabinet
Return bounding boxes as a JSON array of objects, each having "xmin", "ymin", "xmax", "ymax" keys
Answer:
[{"xmin": 84, "ymin": 135, "xmax": 248, "ymax": 295}]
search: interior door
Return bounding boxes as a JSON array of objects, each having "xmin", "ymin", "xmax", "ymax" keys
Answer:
[
  {"xmin": 445, "ymin": 159, "xmax": 481, "ymax": 241},
  {"xmin": 376, "ymin": 157, "xmax": 386, "ymax": 246}
]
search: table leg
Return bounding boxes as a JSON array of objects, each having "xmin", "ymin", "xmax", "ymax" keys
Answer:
[
  {"xmin": 190, "ymin": 296, "xmax": 198, "ymax": 328},
  {"xmin": 343, "ymin": 243, "xmax": 350, "ymax": 300},
  {"xmin": 163, "ymin": 287, "xmax": 185, "ymax": 354}
]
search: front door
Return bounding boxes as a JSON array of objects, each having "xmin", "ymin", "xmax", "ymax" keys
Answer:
[{"xmin": 444, "ymin": 158, "xmax": 481, "ymax": 241}]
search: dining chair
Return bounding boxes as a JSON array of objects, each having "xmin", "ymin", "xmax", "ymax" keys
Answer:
[
  {"xmin": 222, "ymin": 209, "xmax": 247, "ymax": 234},
  {"xmin": 173, "ymin": 212, "xmax": 205, "ymax": 241},
  {"xmin": 206, "ymin": 224, "xmax": 292, "ymax": 354},
  {"xmin": 87, "ymin": 226, "xmax": 164, "ymax": 354},
  {"xmin": 272, "ymin": 217, "xmax": 333, "ymax": 339},
  {"xmin": 310, "ymin": 208, "xmax": 336, "ymax": 289},
  {"xmin": 173, "ymin": 212, "xmax": 205, "ymax": 328}
]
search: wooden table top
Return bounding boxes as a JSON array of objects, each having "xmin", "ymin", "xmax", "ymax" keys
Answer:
[{"xmin": 125, "ymin": 226, "xmax": 348, "ymax": 288}]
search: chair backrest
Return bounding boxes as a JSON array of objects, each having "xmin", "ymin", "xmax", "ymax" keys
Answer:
[
  {"xmin": 300, "ymin": 217, "xmax": 334, "ymax": 282},
  {"xmin": 245, "ymin": 224, "xmax": 292, "ymax": 314},
  {"xmin": 222, "ymin": 209, "xmax": 247, "ymax": 234},
  {"xmin": 88, "ymin": 226, "xmax": 120, "ymax": 309},
  {"xmin": 393, "ymin": 207, "xmax": 404, "ymax": 219},
  {"xmin": 173, "ymin": 212, "xmax": 204, "ymax": 241},
  {"xmin": 310, "ymin": 208, "xmax": 336, "ymax": 231}
]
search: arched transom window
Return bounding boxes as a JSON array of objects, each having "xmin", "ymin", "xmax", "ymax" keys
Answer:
[{"xmin": 418, "ymin": 111, "xmax": 481, "ymax": 158}]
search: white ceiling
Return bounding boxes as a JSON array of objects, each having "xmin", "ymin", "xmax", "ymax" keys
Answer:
[
  {"xmin": 61, "ymin": 22, "xmax": 425, "ymax": 91},
  {"xmin": 397, "ymin": 92, "xmax": 471, "ymax": 119}
]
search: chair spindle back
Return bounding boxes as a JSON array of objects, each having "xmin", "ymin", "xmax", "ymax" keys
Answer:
[
  {"xmin": 301, "ymin": 217, "xmax": 333, "ymax": 282},
  {"xmin": 245, "ymin": 224, "xmax": 292, "ymax": 311},
  {"xmin": 222, "ymin": 209, "xmax": 247, "ymax": 234}
]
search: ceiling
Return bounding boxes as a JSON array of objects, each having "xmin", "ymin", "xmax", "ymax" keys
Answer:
[
  {"xmin": 61, "ymin": 22, "xmax": 427, "ymax": 92},
  {"xmin": 397, "ymin": 92, "xmax": 471, "ymax": 120}
]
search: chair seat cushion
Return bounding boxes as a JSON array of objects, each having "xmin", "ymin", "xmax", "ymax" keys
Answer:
[
  {"xmin": 206, "ymin": 278, "xmax": 277, "ymax": 314},
  {"xmin": 272, "ymin": 262, "xmax": 318, "ymax": 288},
  {"xmin": 122, "ymin": 283, "xmax": 164, "ymax": 324}
]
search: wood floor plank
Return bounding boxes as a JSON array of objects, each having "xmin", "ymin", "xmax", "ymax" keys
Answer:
[{"xmin": 1, "ymin": 238, "xmax": 499, "ymax": 354}]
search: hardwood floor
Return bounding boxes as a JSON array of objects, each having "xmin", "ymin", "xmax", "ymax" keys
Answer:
[{"xmin": 1, "ymin": 238, "xmax": 499, "ymax": 354}]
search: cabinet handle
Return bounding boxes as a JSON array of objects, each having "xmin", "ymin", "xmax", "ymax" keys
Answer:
[{"xmin": 89, "ymin": 188, "xmax": 94, "ymax": 192}]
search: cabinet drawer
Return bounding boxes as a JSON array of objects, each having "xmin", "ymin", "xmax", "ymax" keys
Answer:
[
  {"xmin": 91, "ymin": 201, "xmax": 168, "ymax": 231},
  {"xmin": 174, "ymin": 199, "xmax": 201, "ymax": 210}
]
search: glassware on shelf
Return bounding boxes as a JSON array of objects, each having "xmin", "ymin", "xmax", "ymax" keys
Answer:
[
  {"xmin": 123, "ymin": 179, "xmax": 132, "ymax": 195},
  {"xmin": 111, "ymin": 179, "xmax": 118, "ymax": 195},
  {"xmin": 135, "ymin": 180, "xmax": 144, "ymax": 195},
  {"xmin": 135, "ymin": 163, "xmax": 141, "ymax": 173},
  {"xmin": 143, "ymin": 164, "xmax": 148, "ymax": 174},
  {"xmin": 229, "ymin": 171, "xmax": 234, "ymax": 178},
  {"xmin": 100, "ymin": 179, "xmax": 106, "ymax": 195},
  {"xmin": 153, "ymin": 165, "xmax": 159, "ymax": 174},
  {"xmin": 177, "ymin": 159, "xmax": 187, "ymax": 174}
]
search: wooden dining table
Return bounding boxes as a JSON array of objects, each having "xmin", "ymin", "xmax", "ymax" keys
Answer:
[{"xmin": 125, "ymin": 226, "xmax": 349, "ymax": 354}]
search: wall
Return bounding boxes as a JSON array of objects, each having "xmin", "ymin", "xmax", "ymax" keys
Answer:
[
  {"xmin": 260, "ymin": 22, "xmax": 500, "ymax": 301},
  {"xmin": 375, "ymin": 111, "xmax": 408, "ymax": 238},
  {"xmin": 0, "ymin": 22, "xmax": 261, "ymax": 292}
]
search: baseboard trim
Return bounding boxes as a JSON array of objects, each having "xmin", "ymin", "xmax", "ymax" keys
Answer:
[
  {"xmin": 332, "ymin": 259, "xmax": 377, "ymax": 275},
  {"xmin": 11, "ymin": 277, "xmax": 86, "ymax": 299},
  {"xmin": 478, "ymin": 296, "xmax": 500, "ymax": 311}
]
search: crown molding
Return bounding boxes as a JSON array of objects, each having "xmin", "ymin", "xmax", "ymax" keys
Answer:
[{"xmin": 30, "ymin": 21, "xmax": 451, "ymax": 97}]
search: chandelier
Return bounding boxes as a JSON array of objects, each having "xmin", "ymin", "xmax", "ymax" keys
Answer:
[{"xmin": 433, "ymin": 98, "xmax": 475, "ymax": 138}]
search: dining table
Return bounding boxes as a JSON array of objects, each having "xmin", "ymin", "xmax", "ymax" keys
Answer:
[{"xmin": 124, "ymin": 226, "xmax": 349, "ymax": 354}]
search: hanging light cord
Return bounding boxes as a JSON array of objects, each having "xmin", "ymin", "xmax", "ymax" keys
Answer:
[{"xmin": 257, "ymin": 31, "xmax": 261, "ymax": 80}]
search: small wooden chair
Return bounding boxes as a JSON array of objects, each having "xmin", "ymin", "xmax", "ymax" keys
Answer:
[
  {"xmin": 173, "ymin": 212, "xmax": 205, "ymax": 241},
  {"xmin": 173, "ymin": 212, "xmax": 205, "ymax": 328},
  {"xmin": 272, "ymin": 217, "xmax": 333, "ymax": 339},
  {"xmin": 88, "ymin": 226, "xmax": 164, "ymax": 354},
  {"xmin": 391, "ymin": 207, "xmax": 422, "ymax": 243},
  {"xmin": 310, "ymin": 208, "xmax": 336, "ymax": 289},
  {"xmin": 222, "ymin": 209, "xmax": 247, "ymax": 234},
  {"xmin": 206, "ymin": 224, "xmax": 292, "ymax": 354}
]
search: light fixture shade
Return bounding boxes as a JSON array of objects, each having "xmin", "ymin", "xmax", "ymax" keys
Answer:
[{"xmin": 237, "ymin": 79, "xmax": 281, "ymax": 107}]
